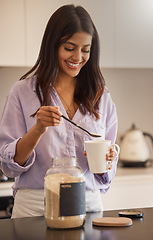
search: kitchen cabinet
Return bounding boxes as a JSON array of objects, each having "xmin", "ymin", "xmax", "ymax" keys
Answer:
[
  {"xmin": 25, "ymin": 0, "xmax": 153, "ymax": 67},
  {"xmin": 115, "ymin": 0, "xmax": 153, "ymax": 68},
  {"xmin": 0, "ymin": 0, "xmax": 153, "ymax": 67},
  {"xmin": 102, "ymin": 165, "xmax": 153, "ymax": 210},
  {"xmin": 0, "ymin": 0, "xmax": 25, "ymax": 66},
  {"xmin": 25, "ymin": 0, "xmax": 114, "ymax": 67},
  {"xmin": 0, "ymin": 182, "xmax": 13, "ymax": 197},
  {"xmin": 0, "ymin": 182, "xmax": 14, "ymax": 218},
  {"xmin": 25, "ymin": 0, "xmax": 59, "ymax": 66}
]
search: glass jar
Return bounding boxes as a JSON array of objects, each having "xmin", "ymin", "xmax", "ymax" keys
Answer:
[{"xmin": 44, "ymin": 157, "xmax": 86, "ymax": 229}]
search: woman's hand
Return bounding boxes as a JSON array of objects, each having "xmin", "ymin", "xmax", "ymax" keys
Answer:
[
  {"xmin": 14, "ymin": 106, "xmax": 62, "ymax": 166},
  {"xmin": 83, "ymin": 147, "xmax": 117, "ymax": 171},
  {"xmin": 36, "ymin": 106, "xmax": 62, "ymax": 133},
  {"xmin": 106, "ymin": 147, "xmax": 117, "ymax": 170}
]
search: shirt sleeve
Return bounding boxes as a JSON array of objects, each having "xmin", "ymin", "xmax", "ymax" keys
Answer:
[
  {"xmin": 0, "ymin": 82, "xmax": 35, "ymax": 178},
  {"xmin": 95, "ymin": 90, "xmax": 118, "ymax": 192}
]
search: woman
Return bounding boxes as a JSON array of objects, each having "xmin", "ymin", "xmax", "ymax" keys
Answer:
[{"xmin": 0, "ymin": 4, "xmax": 118, "ymax": 218}]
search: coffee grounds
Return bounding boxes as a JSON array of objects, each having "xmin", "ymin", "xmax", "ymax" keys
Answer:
[{"xmin": 45, "ymin": 173, "xmax": 85, "ymax": 229}]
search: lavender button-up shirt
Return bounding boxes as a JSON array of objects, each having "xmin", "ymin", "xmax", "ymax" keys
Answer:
[{"xmin": 0, "ymin": 76, "xmax": 118, "ymax": 197}]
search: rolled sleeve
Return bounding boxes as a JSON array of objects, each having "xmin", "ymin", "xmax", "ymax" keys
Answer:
[
  {"xmin": 0, "ymin": 138, "xmax": 36, "ymax": 177},
  {"xmin": 0, "ymin": 81, "xmax": 36, "ymax": 178},
  {"xmin": 94, "ymin": 154, "xmax": 118, "ymax": 193},
  {"xmin": 94, "ymin": 173, "xmax": 110, "ymax": 193}
]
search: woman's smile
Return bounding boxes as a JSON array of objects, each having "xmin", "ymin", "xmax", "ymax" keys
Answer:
[
  {"xmin": 58, "ymin": 32, "xmax": 92, "ymax": 78},
  {"xmin": 65, "ymin": 60, "xmax": 82, "ymax": 69}
]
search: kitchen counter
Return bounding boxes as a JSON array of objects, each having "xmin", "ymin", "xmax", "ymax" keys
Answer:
[
  {"xmin": 116, "ymin": 161, "xmax": 153, "ymax": 177},
  {"xmin": 102, "ymin": 163, "xmax": 153, "ymax": 210},
  {"xmin": 0, "ymin": 207, "xmax": 152, "ymax": 240},
  {"xmin": 0, "ymin": 182, "xmax": 13, "ymax": 196},
  {"xmin": 1, "ymin": 164, "xmax": 153, "ymax": 212}
]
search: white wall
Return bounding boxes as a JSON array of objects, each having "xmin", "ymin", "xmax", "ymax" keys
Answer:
[
  {"xmin": 0, "ymin": 67, "xmax": 153, "ymax": 140},
  {"xmin": 0, "ymin": 67, "xmax": 30, "ymax": 116},
  {"xmin": 102, "ymin": 68, "xmax": 153, "ymax": 139}
]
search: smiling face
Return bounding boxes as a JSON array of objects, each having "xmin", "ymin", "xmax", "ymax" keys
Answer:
[{"xmin": 57, "ymin": 32, "xmax": 92, "ymax": 80}]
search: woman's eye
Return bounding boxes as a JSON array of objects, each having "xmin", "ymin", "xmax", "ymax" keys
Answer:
[
  {"xmin": 82, "ymin": 49, "xmax": 90, "ymax": 53},
  {"xmin": 64, "ymin": 47, "xmax": 74, "ymax": 51}
]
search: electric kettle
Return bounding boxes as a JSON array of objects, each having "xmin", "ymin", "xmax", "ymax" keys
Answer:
[{"xmin": 119, "ymin": 124, "xmax": 153, "ymax": 166}]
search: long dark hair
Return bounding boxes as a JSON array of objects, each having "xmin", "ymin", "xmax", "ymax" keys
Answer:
[{"xmin": 21, "ymin": 4, "xmax": 105, "ymax": 119}]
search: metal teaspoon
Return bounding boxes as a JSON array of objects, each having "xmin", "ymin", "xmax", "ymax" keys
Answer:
[{"xmin": 61, "ymin": 115, "xmax": 102, "ymax": 138}]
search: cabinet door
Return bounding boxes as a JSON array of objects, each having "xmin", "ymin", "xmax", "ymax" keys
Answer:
[
  {"xmin": 77, "ymin": 0, "xmax": 114, "ymax": 67},
  {"xmin": 115, "ymin": 0, "xmax": 153, "ymax": 68},
  {"xmin": 0, "ymin": 0, "xmax": 25, "ymax": 66},
  {"xmin": 25, "ymin": 0, "xmax": 114, "ymax": 67},
  {"xmin": 102, "ymin": 175, "xmax": 153, "ymax": 210},
  {"xmin": 25, "ymin": 0, "xmax": 59, "ymax": 66}
]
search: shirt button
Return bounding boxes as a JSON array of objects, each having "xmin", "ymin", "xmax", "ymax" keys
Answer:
[
  {"xmin": 70, "ymin": 141, "xmax": 74, "ymax": 145},
  {"xmin": 68, "ymin": 126, "xmax": 72, "ymax": 130}
]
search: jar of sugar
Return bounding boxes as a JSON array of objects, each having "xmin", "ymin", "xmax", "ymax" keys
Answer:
[{"xmin": 44, "ymin": 157, "xmax": 86, "ymax": 229}]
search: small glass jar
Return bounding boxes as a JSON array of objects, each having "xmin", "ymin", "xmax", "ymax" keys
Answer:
[{"xmin": 44, "ymin": 157, "xmax": 86, "ymax": 229}]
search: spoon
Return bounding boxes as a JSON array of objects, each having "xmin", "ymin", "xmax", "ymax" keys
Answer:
[{"xmin": 61, "ymin": 115, "xmax": 102, "ymax": 138}]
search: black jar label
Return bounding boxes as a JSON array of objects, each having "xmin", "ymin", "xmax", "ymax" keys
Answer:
[{"xmin": 59, "ymin": 182, "xmax": 85, "ymax": 216}]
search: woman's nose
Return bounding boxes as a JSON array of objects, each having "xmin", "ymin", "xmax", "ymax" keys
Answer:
[{"xmin": 72, "ymin": 50, "xmax": 82, "ymax": 62}]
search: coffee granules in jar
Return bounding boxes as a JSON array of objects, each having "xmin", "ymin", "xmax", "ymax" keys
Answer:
[{"xmin": 44, "ymin": 157, "xmax": 86, "ymax": 229}]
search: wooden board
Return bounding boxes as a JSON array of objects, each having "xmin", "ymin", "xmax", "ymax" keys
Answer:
[{"xmin": 92, "ymin": 217, "xmax": 133, "ymax": 227}]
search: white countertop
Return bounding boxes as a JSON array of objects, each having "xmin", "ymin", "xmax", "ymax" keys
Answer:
[
  {"xmin": 103, "ymin": 161, "xmax": 153, "ymax": 210},
  {"xmin": 116, "ymin": 161, "xmax": 153, "ymax": 177},
  {"xmin": 110, "ymin": 161, "xmax": 153, "ymax": 188},
  {"xmin": 0, "ymin": 182, "xmax": 14, "ymax": 196},
  {"xmin": 1, "ymin": 164, "xmax": 153, "ymax": 197}
]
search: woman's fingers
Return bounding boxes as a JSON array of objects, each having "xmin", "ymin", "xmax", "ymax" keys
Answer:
[
  {"xmin": 83, "ymin": 151, "xmax": 87, "ymax": 156},
  {"xmin": 84, "ymin": 147, "xmax": 116, "ymax": 171},
  {"xmin": 106, "ymin": 147, "xmax": 117, "ymax": 170},
  {"xmin": 36, "ymin": 106, "xmax": 62, "ymax": 127},
  {"xmin": 106, "ymin": 148, "xmax": 116, "ymax": 161},
  {"xmin": 38, "ymin": 110, "xmax": 61, "ymax": 123},
  {"xmin": 40, "ymin": 106, "xmax": 62, "ymax": 118}
]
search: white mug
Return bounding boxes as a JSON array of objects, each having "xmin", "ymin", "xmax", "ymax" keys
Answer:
[{"xmin": 85, "ymin": 140, "xmax": 120, "ymax": 173}]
